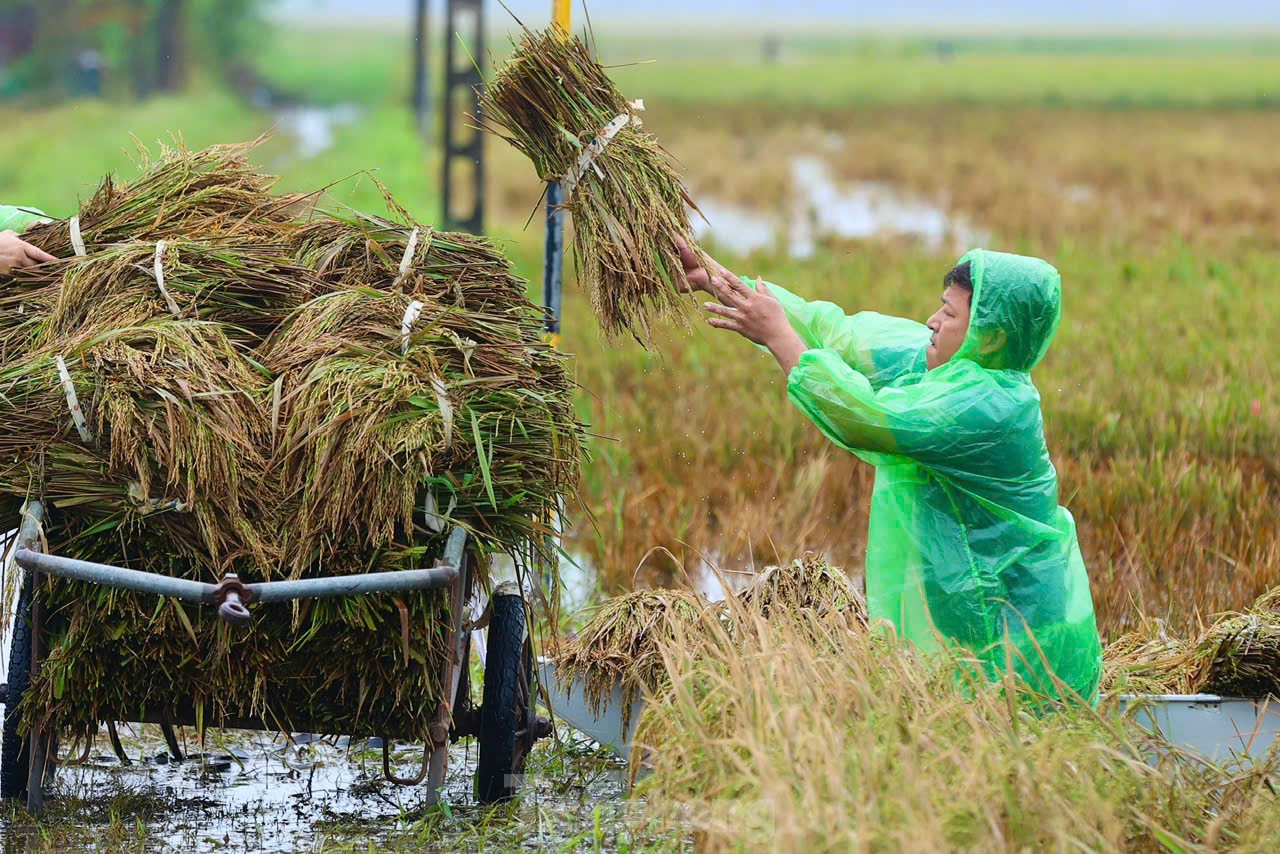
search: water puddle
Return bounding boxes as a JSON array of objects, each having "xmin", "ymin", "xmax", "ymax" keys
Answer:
[
  {"xmin": 271, "ymin": 103, "xmax": 362, "ymax": 162},
  {"xmin": 691, "ymin": 155, "xmax": 988, "ymax": 258},
  {"xmin": 1058, "ymin": 182, "xmax": 1098, "ymax": 203},
  {"xmin": 1, "ymin": 722, "xmax": 632, "ymax": 851}
]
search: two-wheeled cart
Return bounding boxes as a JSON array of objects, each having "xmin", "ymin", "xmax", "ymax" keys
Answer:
[{"xmin": 1, "ymin": 500, "xmax": 551, "ymax": 813}]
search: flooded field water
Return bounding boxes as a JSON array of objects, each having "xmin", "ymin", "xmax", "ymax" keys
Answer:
[{"xmin": 2, "ymin": 721, "xmax": 636, "ymax": 851}]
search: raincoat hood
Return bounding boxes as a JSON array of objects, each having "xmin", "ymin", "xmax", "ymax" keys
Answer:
[{"xmin": 953, "ymin": 249, "xmax": 1061, "ymax": 373}]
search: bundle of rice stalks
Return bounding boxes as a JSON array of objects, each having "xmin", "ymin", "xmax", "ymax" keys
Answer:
[
  {"xmin": 1099, "ymin": 618, "xmax": 1195, "ymax": 695},
  {"xmin": 263, "ymin": 282, "xmax": 583, "ymax": 575},
  {"xmin": 32, "ymin": 240, "xmax": 321, "ymax": 348},
  {"xmin": 736, "ymin": 552, "xmax": 868, "ymax": 625},
  {"xmin": 478, "ymin": 26, "xmax": 705, "ymax": 341},
  {"xmin": 290, "ymin": 211, "xmax": 516, "ymax": 304},
  {"xmin": 19, "ymin": 139, "xmax": 305, "ymax": 260},
  {"xmin": 555, "ymin": 588, "xmax": 715, "ymax": 730},
  {"xmin": 1189, "ymin": 594, "xmax": 1280, "ymax": 698},
  {"xmin": 0, "ymin": 263, "xmax": 60, "ymax": 361},
  {"xmin": 0, "ymin": 319, "xmax": 275, "ymax": 570},
  {"xmin": 1099, "ymin": 586, "xmax": 1280, "ymax": 698}
]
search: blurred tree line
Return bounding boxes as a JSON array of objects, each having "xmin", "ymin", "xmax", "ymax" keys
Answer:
[{"xmin": 0, "ymin": 0, "xmax": 271, "ymax": 98}]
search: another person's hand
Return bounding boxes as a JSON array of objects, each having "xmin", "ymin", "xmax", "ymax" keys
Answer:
[
  {"xmin": 674, "ymin": 235, "xmax": 734, "ymax": 294},
  {"xmin": 703, "ymin": 272, "xmax": 807, "ymax": 374},
  {"xmin": 0, "ymin": 230, "xmax": 56, "ymax": 274}
]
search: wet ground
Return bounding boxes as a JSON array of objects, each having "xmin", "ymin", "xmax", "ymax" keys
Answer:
[{"xmin": 1, "ymin": 721, "xmax": 647, "ymax": 852}]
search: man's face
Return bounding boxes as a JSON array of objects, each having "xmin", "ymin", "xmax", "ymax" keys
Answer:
[{"xmin": 925, "ymin": 285, "xmax": 972, "ymax": 370}]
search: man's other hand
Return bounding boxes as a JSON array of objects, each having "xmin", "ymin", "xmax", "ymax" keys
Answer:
[
  {"xmin": 674, "ymin": 235, "xmax": 735, "ymax": 294},
  {"xmin": 704, "ymin": 273, "xmax": 807, "ymax": 374},
  {"xmin": 0, "ymin": 230, "xmax": 57, "ymax": 274}
]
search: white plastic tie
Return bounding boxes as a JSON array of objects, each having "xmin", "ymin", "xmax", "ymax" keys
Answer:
[
  {"xmin": 400, "ymin": 299, "xmax": 425, "ymax": 355},
  {"xmin": 154, "ymin": 240, "xmax": 182, "ymax": 317},
  {"xmin": 432, "ymin": 375, "xmax": 454, "ymax": 448},
  {"xmin": 128, "ymin": 481, "xmax": 190, "ymax": 515},
  {"xmin": 423, "ymin": 490, "xmax": 458, "ymax": 534},
  {"xmin": 69, "ymin": 215, "xmax": 86, "ymax": 257},
  {"xmin": 55, "ymin": 355, "xmax": 93, "ymax": 443},
  {"xmin": 392, "ymin": 226, "xmax": 421, "ymax": 290},
  {"xmin": 561, "ymin": 100, "xmax": 646, "ymax": 200}
]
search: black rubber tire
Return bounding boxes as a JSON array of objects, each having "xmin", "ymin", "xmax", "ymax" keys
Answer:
[
  {"xmin": 1, "ymin": 571, "xmax": 33, "ymax": 801},
  {"xmin": 474, "ymin": 593, "xmax": 530, "ymax": 804}
]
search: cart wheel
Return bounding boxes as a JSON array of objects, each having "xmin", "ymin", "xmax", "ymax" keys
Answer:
[
  {"xmin": 1, "ymin": 571, "xmax": 34, "ymax": 801},
  {"xmin": 474, "ymin": 591, "xmax": 534, "ymax": 804}
]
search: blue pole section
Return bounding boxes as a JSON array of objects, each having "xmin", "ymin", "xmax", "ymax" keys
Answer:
[{"xmin": 543, "ymin": 181, "xmax": 565, "ymax": 341}]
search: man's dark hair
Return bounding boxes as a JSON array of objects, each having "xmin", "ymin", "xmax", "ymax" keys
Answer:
[{"xmin": 943, "ymin": 261, "xmax": 973, "ymax": 293}]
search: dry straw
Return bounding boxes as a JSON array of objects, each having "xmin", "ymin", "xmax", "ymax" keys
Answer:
[{"xmin": 478, "ymin": 25, "xmax": 706, "ymax": 342}]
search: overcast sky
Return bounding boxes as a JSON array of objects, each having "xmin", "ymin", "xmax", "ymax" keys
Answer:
[{"xmin": 273, "ymin": 0, "xmax": 1280, "ymax": 27}]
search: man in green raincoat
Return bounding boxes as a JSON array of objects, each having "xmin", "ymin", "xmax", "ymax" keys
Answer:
[
  {"xmin": 0, "ymin": 204, "xmax": 56, "ymax": 273},
  {"xmin": 677, "ymin": 240, "xmax": 1102, "ymax": 703}
]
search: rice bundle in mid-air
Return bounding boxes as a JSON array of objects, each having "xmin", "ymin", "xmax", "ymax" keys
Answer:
[{"xmin": 479, "ymin": 25, "xmax": 706, "ymax": 342}]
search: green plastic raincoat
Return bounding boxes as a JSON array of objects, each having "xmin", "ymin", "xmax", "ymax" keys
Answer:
[
  {"xmin": 0, "ymin": 204, "xmax": 50, "ymax": 234},
  {"xmin": 758, "ymin": 248, "xmax": 1102, "ymax": 702}
]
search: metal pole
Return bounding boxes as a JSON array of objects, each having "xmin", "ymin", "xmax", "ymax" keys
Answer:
[
  {"xmin": 536, "ymin": 0, "xmax": 574, "ymax": 602},
  {"xmin": 542, "ymin": 0, "xmax": 572, "ymax": 345},
  {"xmin": 15, "ymin": 550, "xmax": 214, "ymax": 603},
  {"xmin": 412, "ymin": 0, "xmax": 431, "ymax": 136},
  {"xmin": 542, "ymin": 182, "xmax": 565, "ymax": 344},
  {"xmin": 248, "ymin": 567, "xmax": 459, "ymax": 603},
  {"xmin": 441, "ymin": 0, "xmax": 485, "ymax": 234}
]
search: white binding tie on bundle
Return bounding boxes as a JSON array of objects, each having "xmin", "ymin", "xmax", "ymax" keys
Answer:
[
  {"xmin": 69, "ymin": 215, "xmax": 87, "ymax": 257},
  {"xmin": 392, "ymin": 226, "xmax": 421, "ymax": 290},
  {"xmin": 128, "ymin": 482, "xmax": 190, "ymax": 515},
  {"xmin": 423, "ymin": 489, "xmax": 458, "ymax": 534},
  {"xmin": 400, "ymin": 299, "xmax": 454, "ymax": 448},
  {"xmin": 561, "ymin": 99, "xmax": 646, "ymax": 200},
  {"xmin": 154, "ymin": 240, "xmax": 182, "ymax": 317},
  {"xmin": 400, "ymin": 299, "xmax": 425, "ymax": 355},
  {"xmin": 55, "ymin": 355, "xmax": 93, "ymax": 443}
]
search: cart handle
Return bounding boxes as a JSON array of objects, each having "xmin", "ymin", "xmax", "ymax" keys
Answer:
[{"xmin": 13, "ymin": 526, "xmax": 467, "ymax": 626}]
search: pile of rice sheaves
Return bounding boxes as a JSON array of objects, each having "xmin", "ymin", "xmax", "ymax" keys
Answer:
[
  {"xmin": 561, "ymin": 565, "xmax": 1280, "ymax": 739},
  {"xmin": 1101, "ymin": 587, "xmax": 1280, "ymax": 698},
  {"xmin": 555, "ymin": 588, "xmax": 713, "ymax": 731},
  {"xmin": 479, "ymin": 26, "xmax": 706, "ymax": 342},
  {"xmin": 555, "ymin": 554, "xmax": 863, "ymax": 729},
  {"xmin": 0, "ymin": 141, "xmax": 585, "ymax": 741},
  {"xmin": 736, "ymin": 552, "xmax": 868, "ymax": 624}
]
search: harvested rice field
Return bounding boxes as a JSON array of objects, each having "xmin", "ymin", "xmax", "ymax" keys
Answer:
[{"xmin": 3, "ymin": 10, "xmax": 1280, "ymax": 853}]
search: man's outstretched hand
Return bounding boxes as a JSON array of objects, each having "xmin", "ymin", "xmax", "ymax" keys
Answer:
[
  {"xmin": 704, "ymin": 272, "xmax": 808, "ymax": 376},
  {"xmin": 0, "ymin": 230, "xmax": 56, "ymax": 274}
]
